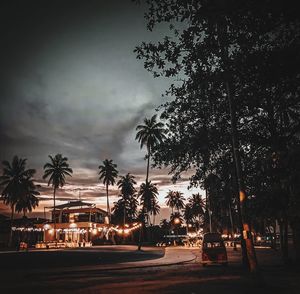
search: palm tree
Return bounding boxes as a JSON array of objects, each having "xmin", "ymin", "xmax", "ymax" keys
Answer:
[
  {"xmin": 117, "ymin": 173, "xmax": 136, "ymax": 199},
  {"xmin": 170, "ymin": 211, "xmax": 183, "ymax": 243},
  {"xmin": 170, "ymin": 211, "xmax": 183, "ymax": 225},
  {"xmin": 0, "ymin": 156, "xmax": 37, "ymax": 246},
  {"xmin": 15, "ymin": 177, "xmax": 40, "ymax": 217},
  {"xmin": 135, "ymin": 114, "xmax": 165, "ymax": 184},
  {"xmin": 188, "ymin": 193, "xmax": 206, "ymax": 230},
  {"xmin": 165, "ymin": 190, "xmax": 185, "ymax": 216},
  {"xmin": 173, "ymin": 191, "xmax": 185, "ymax": 213},
  {"xmin": 165, "ymin": 190, "xmax": 176, "ymax": 214},
  {"xmin": 138, "ymin": 181, "xmax": 159, "ymax": 245},
  {"xmin": 183, "ymin": 203, "xmax": 195, "ymax": 233},
  {"xmin": 150, "ymin": 198, "xmax": 160, "ymax": 225},
  {"xmin": 112, "ymin": 198, "xmax": 126, "ymax": 224},
  {"xmin": 138, "ymin": 181, "xmax": 159, "ymax": 224},
  {"xmin": 98, "ymin": 159, "xmax": 118, "ymax": 221},
  {"xmin": 43, "ymin": 154, "xmax": 73, "ymax": 240},
  {"xmin": 116, "ymin": 173, "xmax": 138, "ymax": 224}
]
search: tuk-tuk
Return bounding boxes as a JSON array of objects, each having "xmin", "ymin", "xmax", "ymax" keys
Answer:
[{"xmin": 201, "ymin": 232, "xmax": 228, "ymax": 266}]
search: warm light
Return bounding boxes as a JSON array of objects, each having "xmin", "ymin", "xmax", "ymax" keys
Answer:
[
  {"xmin": 239, "ymin": 191, "xmax": 246, "ymax": 202},
  {"xmin": 44, "ymin": 224, "xmax": 51, "ymax": 230},
  {"xmin": 256, "ymin": 236, "xmax": 262, "ymax": 242},
  {"xmin": 188, "ymin": 224, "xmax": 192, "ymax": 228},
  {"xmin": 188, "ymin": 232, "xmax": 197, "ymax": 238},
  {"xmin": 92, "ymin": 229, "xmax": 97, "ymax": 235},
  {"xmin": 174, "ymin": 218, "xmax": 180, "ymax": 224},
  {"xmin": 69, "ymin": 223, "xmax": 77, "ymax": 228},
  {"xmin": 124, "ymin": 229, "xmax": 129, "ymax": 235},
  {"xmin": 49, "ymin": 229, "xmax": 54, "ymax": 235}
]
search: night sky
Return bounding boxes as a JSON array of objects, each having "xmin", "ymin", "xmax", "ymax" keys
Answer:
[{"xmin": 0, "ymin": 0, "xmax": 200, "ymax": 220}]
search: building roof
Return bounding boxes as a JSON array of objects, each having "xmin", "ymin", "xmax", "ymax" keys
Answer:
[{"xmin": 46, "ymin": 200, "xmax": 96, "ymax": 210}]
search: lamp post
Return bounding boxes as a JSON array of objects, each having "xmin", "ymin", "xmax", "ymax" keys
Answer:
[{"xmin": 209, "ymin": 210, "xmax": 212, "ymax": 233}]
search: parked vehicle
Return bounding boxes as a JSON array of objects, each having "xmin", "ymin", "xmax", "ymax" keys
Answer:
[{"xmin": 201, "ymin": 233, "xmax": 228, "ymax": 266}]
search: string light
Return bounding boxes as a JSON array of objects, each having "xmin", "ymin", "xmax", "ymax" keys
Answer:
[
  {"xmin": 11, "ymin": 222, "xmax": 142, "ymax": 235},
  {"xmin": 12, "ymin": 227, "xmax": 43, "ymax": 232}
]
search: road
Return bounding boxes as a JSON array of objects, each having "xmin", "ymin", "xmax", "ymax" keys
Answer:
[{"xmin": 0, "ymin": 246, "xmax": 299, "ymax": 294}]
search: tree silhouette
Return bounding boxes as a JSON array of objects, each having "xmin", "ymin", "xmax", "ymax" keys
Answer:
[
  {"xmin": 187, "ymin": 194, "xmax": 206, "ymax": 231},
  {"xmin": 43, "ymin": 154, "xmax": 73, "ymax": 240},
  {"xmin": 98, "ymin": 159, "xmax": 118, "ymax": 221},
  {"xmin": 133, "ymin": 0, "xmax": 300, "ymax": 272},
  {"xmin": 0, "ymin": 156, "xmax": 38, "ymax": 246},
  {"xmin": 135, "ymin": 114, "xmax": 165, "ymax": 184},
  {"xmin": 138, "ymin": 181, "xmax": 158, "ymax": 226},
  {"xmin": 165, "ymin": 190, "xmax": 176, "ymax": 214},
  {"xmin": 113, "ymin": 173, "xmax": 138, "ymax": 224},
  {"xmin": 15, "ymin": 177, "xmax": 40, "ymax": 217}
]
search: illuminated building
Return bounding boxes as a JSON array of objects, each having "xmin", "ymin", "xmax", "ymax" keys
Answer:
[{"xmin": 35, "ymin": 200, "xmax": 112, "ymax": 247}]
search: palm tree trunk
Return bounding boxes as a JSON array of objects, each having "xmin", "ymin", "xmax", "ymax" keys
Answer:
[
  {"xmin": 8, "ymin": 204, "xmax": 15, "ymax": 247},
  {"xmin": 279, "ymin": 217, "xmax": 289, "ymax": 264},
  {"xmin": 123, "ymin": 205, "xmax": 126, "ymax": 226},
  {"xmin": 138, "ymin": 221, "xmax": 142, "ymax": 250},
  {"xmin": 228, "ymin": 203, "xmax": 234, "ymax": 237},
  {"xmin": 53, "ymin": 187, "xmax": 57, "ymax": 243},
  {"xmin": 106, "ymin": 183, "xmax": 110, "ymax": 221},
  {"xmin": 146, "ymin": 147, "xmax": 151, "ymax": 184}
]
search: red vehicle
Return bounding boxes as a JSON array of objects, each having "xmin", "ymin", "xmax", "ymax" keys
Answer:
[{"xmin": 201, "ymin": 233, "xmax": 228, "ymax": 266}]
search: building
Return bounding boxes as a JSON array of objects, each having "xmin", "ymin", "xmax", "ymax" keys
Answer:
[{"xmin": 35, "ymin": 200, "xmax": 115, "ymax": 247}]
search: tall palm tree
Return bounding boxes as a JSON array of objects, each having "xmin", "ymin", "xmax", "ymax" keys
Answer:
[
  {"xmin": 135, "ymin": 114, "xmax": 165, "ymax": 183},
  {"xmin": 43, "ymin": 154, "xmax": 73, "ymax": 239},
  {"xmin": 15, "ymin": 177, "xmax": 40, "ymax": 217},
  {"xmin": 0, "ymin": 156, "xmax": 37, "ymax": 246},
  {"xmin": 98, "ymin": 159, "xmax": 118, "ymax": 221}
]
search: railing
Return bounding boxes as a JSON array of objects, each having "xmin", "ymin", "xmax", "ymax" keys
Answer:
[{"xmin": 35, "ymin": 241, "xmax": 92, "ymax": 249}]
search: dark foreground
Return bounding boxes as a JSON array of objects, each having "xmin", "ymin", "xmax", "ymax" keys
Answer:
[{"xmin": 0, "ymin": 246, "xmax": 299, "ymax": 294}]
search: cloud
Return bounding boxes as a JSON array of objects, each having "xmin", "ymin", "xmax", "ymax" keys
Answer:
[{"xmin": 0, "ymin": 1, "xmax": 203, "ymax": 219}]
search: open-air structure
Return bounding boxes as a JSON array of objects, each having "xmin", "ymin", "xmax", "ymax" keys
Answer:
[{"xmin": 35, "ymin": 200, "xmax": 113, "ymax": 247}]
